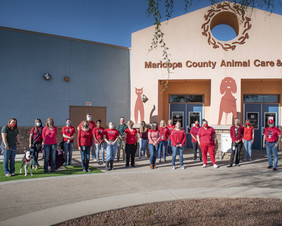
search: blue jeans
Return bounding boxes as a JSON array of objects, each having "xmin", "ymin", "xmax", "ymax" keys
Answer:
[
  {"xmin": 63, "ymin": 142, "xmax": 73, "ymax": 165},
  {"xmin": 106, "ymin": 142, "xmax": 117, "ymax": 161},
  {"xmin": 44, "ymin": 144, "xmax": 57, "ymax": 173},
  {"xmin": 158, "ymin": 140, "xmax": 168, "ymax": 161},
  {"xmin": 149, "ymin": 144, "xmax": 158, "ymax": 165},
  {"xmin": 91, "ymin": 140, "xmax": 96, "ymax": 159},
  {"xmin": 172, "ymin": 146, "xmax": 184, "ymax": 167},
  {"xmin": 3, "ymin": 145, "xmax": 17, "ymax": 175},
  {"xmin": 96, "ymin": 143, "xmax": 105, "ymax": 162},
  {"xmin": 139, "ymin": 139, "xmax": 148, "ymax": 157},
  {"xmin": 266, "ymin": 141, "xmax": 278, "ymax": 168},
  {"xmin": 80, "ymin": 146, "xmax": 90, "ymax": 170},
  {"xmin": 243, "ymin": 139, "xmax": 253, "ymax": 161},
  {"xmin": 167, "ymin": 140, "xmax": 172, "ymax": 155}
]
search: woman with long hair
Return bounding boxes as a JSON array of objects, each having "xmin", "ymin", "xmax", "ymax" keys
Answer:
[
  {"xmin": 42, "ymin": 118, "xmax": 58, "ymax": 173},
  {"xmin": 29, "ymin": 118, "xmax": 43, "ymax": 170},
  {"xmin": 1, "ymin": 118, "xmax": 20, "ymax": 177},
  {"xmin": 138, "ymin": 121, "xmax": 148, "ymax": 159}
]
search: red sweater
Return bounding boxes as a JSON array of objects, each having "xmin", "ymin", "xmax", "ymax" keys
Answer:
[
  {"xmin": 171, "ymin": 129, "xmax": 186, "ymax": 146},
  {"xmin": 166, "ymin": 125, "xmax": 175, "ymax": 140},
  {"xmin": 42, "ymin": 126, "xmax": 57, "ymax": 145},
  {"xmin": 158, "ymin": 126, "xmax": 169, "ymax": 141},
  {"xmin": 230, "ymin": 125, "xmax": 244, "ymax": 142},
  {"xmin": 148, "ymin": 129, "xmax": 160, "ymax": 144},
  {"xmin": 77, "ymin": 129, "xmax": 93, "ymax": 147}
]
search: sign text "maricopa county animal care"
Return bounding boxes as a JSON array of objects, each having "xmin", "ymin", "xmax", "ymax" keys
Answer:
[{"xmin": 144, "ymin": 59, "xmax": 282, "ymax": 70}]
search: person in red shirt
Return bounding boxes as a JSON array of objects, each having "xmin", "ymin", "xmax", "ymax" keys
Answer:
[
  {"xmin": 124, "ymin": 120, "xmax": 138, "ymax": 167},
  {"xmin": 158, "ymin": 120, "xmax": 169, "ymax": 163},
  {"xmin": 42, "ymin": 118, "xmax": 58, "ymax": 173},
  {"xmin": 77, "ymin": 113, "xmax": 96, "ymax": 160},
  {"xmin": 138, "ymin": 121, "xmax": 149, "ymax": 159},
  {"xmin": 227, "ymin": 118, "xmax": 244, "ymax": 168},
  {"xmin": 93, "ymin": 120, "xmax": 105, "ymax": 165},
  {"xmin": 166, "ymin": 119, "xmax": 175, "ymax": 156},
  {"xmin": 197, "ymin": 120, "xmax": 218, "ymax": 168},
  {"xmin": 148, "ymin": 122, "xmax": 161, "ymax": 169},
  {"xmin": 29, "ymin": 118, "xmax": 43, "ymax": 170},
  {"xmin": 104, "ymin": 122, "xmax": 120, "ymax": 171},
  {"xmin": 243, "ymin": 119, "xmax": 254, "ymax": 162},
  {"xmin": 263, "ymin": 119, "xmax": 281, "ymax": 171},
  {"xmin": 190, "ymin": 121, "xmax": 202, "ymax": 161},
  {"xmin": 62, "ymin": 118, "xmax": 76, "ymax": 166},
  {"xmin": 77, "ymin": 120, "xmax": 93, "ymax": 172},
  {"xmin": 171, "ymin": 121, "xmax": 186, "ymax": 170}
]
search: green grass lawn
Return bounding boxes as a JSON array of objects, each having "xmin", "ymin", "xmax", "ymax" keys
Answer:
[{"xmin": 0, "ymin": 161, "xmax": 103, "ymax": 182}]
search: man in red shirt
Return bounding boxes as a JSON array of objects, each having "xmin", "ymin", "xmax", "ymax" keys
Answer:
[
  {"xmin": 263, "ymin": 119, "xmax": 281, "ymax": 171},
  {"xmin": 78, "ymin": 113, "xmax": 96, "ymax": 160},
  {"xmin": 227, "ymin": 118, "xmax": 244, "ymax": 167},
  {"xmin": 166, "ymin": 119, "xmax": 175, "ymax": 156},
  {"xmin": 190, "ymin": 121, "xmax": 202, "ymax": 161}
]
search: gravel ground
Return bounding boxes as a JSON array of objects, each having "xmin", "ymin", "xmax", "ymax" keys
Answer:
[{"xmin": 58, "ymin": 198, "xmax": 282, "ymax": 226}]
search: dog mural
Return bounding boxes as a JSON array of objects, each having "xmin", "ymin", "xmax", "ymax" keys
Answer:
[
  {"xmin": 218, "ymin": 77, "xmax": 238, "ymax": 125},
  {"xmin": 134, "ymin": 88, "xmax": 144, "ymax": 124}
]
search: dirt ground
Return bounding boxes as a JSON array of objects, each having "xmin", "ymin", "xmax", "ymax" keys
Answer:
[{"xmin": 58, "ymin": 198, "xmax": 282, "ymax": 226}]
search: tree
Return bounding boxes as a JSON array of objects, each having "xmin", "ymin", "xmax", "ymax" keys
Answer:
[{"xmin": 145, "ymin": 0, "xmax": 279, "ymax": 91}]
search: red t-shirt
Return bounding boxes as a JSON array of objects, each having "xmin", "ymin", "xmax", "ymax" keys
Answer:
[
  {"xmin": 243, "ymin": 126, "xmax": 254, "ymax": 141},
  {"xmin": 190, "ymin": 126, "xmax": 200, "ymax": 143},
  {"xmin": 77, "ymin": 129, "xmax": 93, "ymax": 147},
  {"xmin": 264, "ymin": 127, "xmax": 281, "ymax": 143},
  {"xmin": 166, "ymin": 125, "xmax": 175, "ymax": 140},
  {"xmin": 62, "ymin": 126, "xmax": 76, "ymax": 142},
  {"xmin": 30, "ymin": 127, "xmax": 43, "ymax": 143},
  {"xmin": 124, "ymin": 128, "xmax": 137, "ymax": 144},
  {"xmin": 197, "ymin": 127, "xmax": 215, "ymax": 145},
  {"xmin": 42, "ymin": 126, "xmax": 58, "ymax": 145},
  {"xmin": 79, "ymin": 120, "xmax": 96, "ymax": 130},
  {"xmin": 104, "ymin": 129, "xmax": 119, "ymax": 141},
  {"xmin": 171, "ymin": 129, "xmax": 186, "ymax": 147},
  {"xmin": 93, "ymin": 127, "xmax": 105, "ymax": 144},
  {"xmin": 158, "ymin": 126, "xmax": 169, "ymax": 141}
]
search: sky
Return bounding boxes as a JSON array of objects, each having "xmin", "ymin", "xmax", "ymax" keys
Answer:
[{"xmin": 0, "ymin": 0, "xmax": 282, "ymax": 47}]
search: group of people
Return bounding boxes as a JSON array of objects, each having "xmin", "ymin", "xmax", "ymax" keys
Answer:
[{"xmin": 1, "ymin": 114, "xmax": 281, "ymax": 177}]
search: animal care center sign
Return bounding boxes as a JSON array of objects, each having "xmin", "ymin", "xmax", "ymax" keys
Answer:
[{"xmin": 144, "ymin": 59, "xmax": 282, "ymax": 70}]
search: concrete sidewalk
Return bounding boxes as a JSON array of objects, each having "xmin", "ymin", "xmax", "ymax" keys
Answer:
[{"xmin": 0, "ymin": 150, "xmax": 281, "ymax": 226}]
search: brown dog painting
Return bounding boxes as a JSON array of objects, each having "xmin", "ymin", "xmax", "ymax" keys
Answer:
[{"xmin": 218, "ymin": 77, "xmax": 238, "ymax": 125}]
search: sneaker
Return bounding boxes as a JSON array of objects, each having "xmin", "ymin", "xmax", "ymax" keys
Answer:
[
  {"xmin": 87, "ymin": 169, "xmax": 91, "ymax": 172},
  {"xmin": 273, "ymin": 168, "xmax": 277, "ymax": 171},
  {"xmin": 172, "ymin": 166, "xmax": 175, "ymax": 170},
  {"xmin": 5, "ymin": 173, "xmax": 11, "ymax": 177},
  {"xmin": 202, "ymin": 164, "xmax": 207, "ymax": 168},
  {"xmin": 83, "ymin": 169, "xmax": 87, "ymax": 173},
  {"xmin": 213, "ymin": 164, "xmax": 219, "ymax": 168},
  {"xmin": 227, "ymin": 165, "xmax": 232, "ymax": 168},
  {"xmin": 11, "ymin": 173, "xmax": 15, "ymax": 176},
  {"xmin": 267, "ymin": 166, "xmax": 273, "ymax": 169},
  {"xmin": 181, "ymin": 166, "xmax": 185, "ymax": 170}
]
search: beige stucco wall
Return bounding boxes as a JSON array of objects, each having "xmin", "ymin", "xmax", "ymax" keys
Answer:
[{"xmin": 131, "ymin": 1, "xmax": 282, "ymax": 126}]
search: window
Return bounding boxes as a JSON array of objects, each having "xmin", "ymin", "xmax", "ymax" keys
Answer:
[
  {"xmin": 169, "ymin": 95, "xmax": 204, "ymax": 103},
  {"xmin": 243, "ymin": 95, "xmax": 279, "ymax": 103}
]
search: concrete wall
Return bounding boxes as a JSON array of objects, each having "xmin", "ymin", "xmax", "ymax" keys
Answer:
[{"xmin": 0, "ymin": 27, "xmax": 130, "ymax": 127}]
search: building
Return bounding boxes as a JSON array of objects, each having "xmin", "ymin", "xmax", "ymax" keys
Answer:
[
  {"xmin": 0, "ymin": 26, "xmax": 130, "ymax": 150},
  {"xmin": 131, "ymin": 1, "xmax": 282, "ymax": 150}
]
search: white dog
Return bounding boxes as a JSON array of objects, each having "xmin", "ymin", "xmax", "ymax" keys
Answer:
[{"xmin": 19, "ymin": 148, "xmax": 33, "ymax": 176}]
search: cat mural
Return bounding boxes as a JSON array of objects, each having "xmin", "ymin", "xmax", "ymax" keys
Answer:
[{"xmin": 134, "ymin": 88, "xmax": 144, "ymax": 124}]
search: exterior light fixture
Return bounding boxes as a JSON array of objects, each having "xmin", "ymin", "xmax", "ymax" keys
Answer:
[
  {"xmin": 141, "ymin": 94, "xmax": 149, "ymax": 103},
  {"xmin": 43, "ymin": 73, "xmax": 52, "ymax": 80}
]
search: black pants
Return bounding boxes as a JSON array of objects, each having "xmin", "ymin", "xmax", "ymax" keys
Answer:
[
  {"xmin": 125, "ymin": 143, "xmax": 137, "ymax": 166},
  {"xmin": 229, "ymin": 142, "xmax": 242, "ymax": 165},
  {"xmin": 192, "ymin": 142, "xmax": 202, "ymax": 160}
]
